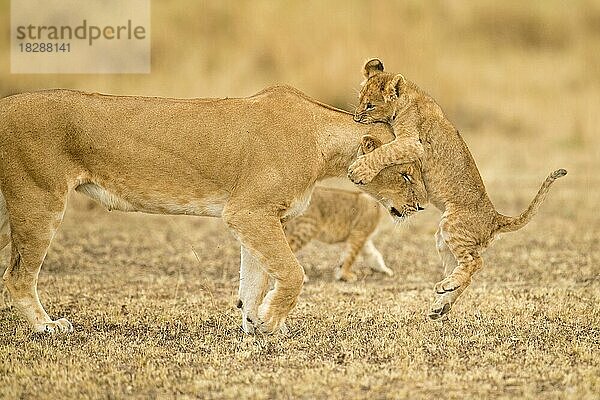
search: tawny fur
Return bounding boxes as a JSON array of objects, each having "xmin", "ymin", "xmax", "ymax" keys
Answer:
[
  {"xmin": 349, "ymin": 59, "xmax": 567, "ymax": 319},
  {"xmin": 285, "ymin": 178, "xmax": 426, "ymax": 282},
  {"xmin": 0, "ymin": 85, "xmax": 425, "ymax": 334}
]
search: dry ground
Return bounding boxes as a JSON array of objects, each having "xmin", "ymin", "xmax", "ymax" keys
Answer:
[
  {"xmin": 0, "ymin": 166, "xmax": 598, "ymax": 399},
  {"xmin": 1, "ymin": 0, "xmax": 599, "ymax": 399}
]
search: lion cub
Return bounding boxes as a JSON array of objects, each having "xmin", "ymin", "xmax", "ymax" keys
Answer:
[
  {"xmin": 349, "ymin": 58, "xmax": 567, "ymax": 319},
  {"xmin": 285, "ymin": 187, "xmax": 387, "ymax": 282},
  {"xmin": 285, "ymin": 163, "xmax": 426, "ymax": 282}
]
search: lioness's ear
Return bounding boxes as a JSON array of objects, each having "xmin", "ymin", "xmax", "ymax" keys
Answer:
[
  {"xmin": 386, "ymin": 73, "xmax": 406, "ymax": 100},
  {"xmin": 360, "ymin": 135, "xmax": 383, "ymax": 154},
  {"xmin": 363, "ymin": 58, "xmax": 384, "ymax": 79}
]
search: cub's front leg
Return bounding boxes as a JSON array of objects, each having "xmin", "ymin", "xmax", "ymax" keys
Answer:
[
  {"xmin": 224, "ymin": 205, "xmax": 304, "ymax": 334},
  {"xmin": 348, "ymin": 137, "xmax": 424, "ymax": 184}
]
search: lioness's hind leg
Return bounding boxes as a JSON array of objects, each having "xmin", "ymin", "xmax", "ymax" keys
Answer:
[{"xmin": 2, "ymin": 195, "xmax": 72, "ymax": 333}]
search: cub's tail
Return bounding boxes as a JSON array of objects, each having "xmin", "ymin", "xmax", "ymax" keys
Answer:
[{"xmin": 494, "ymin": 169, "xmax": 567, "ymax": 234}]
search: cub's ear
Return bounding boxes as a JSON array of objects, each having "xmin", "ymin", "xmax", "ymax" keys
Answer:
[
  {"xmin": 363, "ymin": 58, "xmax": 384, "ymax": 79},
  {"xmin": 360, "ymin": 134, "xmax": 383, "ymax": 154},
  {"xmin": 386, "ymin": 73, "xmax": 406, "ymax": 100}
]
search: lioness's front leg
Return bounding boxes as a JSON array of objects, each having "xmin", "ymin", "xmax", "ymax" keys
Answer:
[
  {"xmin": 224, "ymin": 206, "xmax": 304, "ymax": 334},
  {"xmin": 238, "ymin": 245, "xmax": 270, "ymax": 334}
]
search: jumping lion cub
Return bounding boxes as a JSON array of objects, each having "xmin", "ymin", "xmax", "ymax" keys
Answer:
[
  {"xmin": 286, "ymin": 162, "xmax": 426, "ymax": 282},
  {"xmin": 349, "ymin": 59, "xmax": 567, "ymax": 320}
]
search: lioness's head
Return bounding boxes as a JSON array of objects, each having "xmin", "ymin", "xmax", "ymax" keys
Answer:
[
  {"xmin": 357, "ymin": 135, "xmax": 427, "ymax": 221},
  {"xmin": 354, "ymin": 58, "xmax": 418, "ymax": 124}
]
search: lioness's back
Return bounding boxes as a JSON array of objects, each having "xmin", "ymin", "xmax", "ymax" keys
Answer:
[{"xmin": 0, "ymin": 86, "xmax": 338, "ymax": 197}]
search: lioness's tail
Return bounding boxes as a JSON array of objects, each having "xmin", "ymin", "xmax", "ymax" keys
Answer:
[{"xmin": 494, "ymin": 169, "xmax": 567, "ymax": 234}]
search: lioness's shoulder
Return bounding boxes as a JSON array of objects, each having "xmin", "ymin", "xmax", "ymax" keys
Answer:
[
  {"xmin": 251, "ymin": 85, "xmax": 348, "ymax": 114},
  {"xmin": 252, "ymin": 84, "xmax": 305, "ymax": 98}
]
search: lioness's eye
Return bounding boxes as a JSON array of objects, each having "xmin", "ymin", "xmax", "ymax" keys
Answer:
[
  {"xmin": 401, "ymin": 173, "xmax": 413, "ymax": 183},
  {"xmin": 366, "ymin": 102, "xmax": 374, "ymax": 110}
]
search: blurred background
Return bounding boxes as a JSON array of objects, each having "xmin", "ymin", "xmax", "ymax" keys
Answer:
[{"xmin": 1, "ymin": 1, "xmax": 598, "ymax": 191}]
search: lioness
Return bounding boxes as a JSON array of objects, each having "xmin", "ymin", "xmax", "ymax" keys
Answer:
[
  {"xmin": 0, "ymin": 85, "xmax": 425, "ymax": 334},
  {"xmin": 348, "ymin": 59, "xmax": 567, "ymax": 319},
  {"xmin": 286, "ymin": 166, "xmax": 426, "ymax": 282}
]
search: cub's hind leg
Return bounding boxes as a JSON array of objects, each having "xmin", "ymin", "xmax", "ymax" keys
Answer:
[
  {"xmin": 435, "ymin": 227, "xmax": 457, "ymax": 277},
  {"xmin": 429, "ymin": 226, "xmax": 482, "ymax": 320},
  {"xmin": 362, "ymin": 239, "xmax": 393, "ymax": 277},
  {"xmin": 336, "ymin": 232, "xmax": 368, "ymax": 282},
  {"xmin": 2, "ymin": 191, "xmax": 71, "ymax": 333},
  {"xmin": 284, "ymin": 216, "xmax": 318, "ymax": 254}
]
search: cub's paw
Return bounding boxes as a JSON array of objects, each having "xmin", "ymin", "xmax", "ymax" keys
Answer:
[
  {"xmin": 371, "ymin": 264, "xmax": 394, "ymax": 277},
  {"xmin": 347, "ymin": 158, "xmax": 377, "ymax": 185},
  {"xmin": 434, "ymin": 276, "xmax": 462, "ymax": 294},
  {"xmin": 428, "ymin": 300, "xmax": 452, "ymax": 320},
  {"xmin": 36, "ymin": 318, "xmax": 73, "ymax": 334},
  {"xmin": 335, "ymin": 268, "xmax": 358, "ymax": 283}
]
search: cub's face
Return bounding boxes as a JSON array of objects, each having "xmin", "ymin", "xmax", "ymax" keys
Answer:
[
  {"xmin": 354, "ymin": 73, "xmax": 397, "ymax": 124},
  {"xmin": 353, "ymin": 58, "xmax": 412, "ymax": 124},
  {"xmin": 357, "ymin": 135, "xmax": 427, "ymax": 221}
]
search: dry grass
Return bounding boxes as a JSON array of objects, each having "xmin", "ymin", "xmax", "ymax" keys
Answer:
[
  {"xmin": 0, "ymin": 189, "xmax": 598, "ymax": 399},
  {"xmin": 0, "ymin": 0, "xmax": 599, "ymax": 398}
]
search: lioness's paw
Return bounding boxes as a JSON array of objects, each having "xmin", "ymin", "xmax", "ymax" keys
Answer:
[
  {"xmin": 257, "ymin": 292, "xmax": 292, "ymax": 334},
  {"xmin": 348, "ymin": 158, "xmax": 377, "ymax": 185},
  {"xmin": 255, "ymin": 319, "xmax": 290, "ymax": 335},
  {"xmin": 36, "ymin": 318, "xmax": 73, "ymax": 334},
  {"xmin": 434, "ymin": 276, "xmax": 462, "ymax": 294},
  {"xmin": 242, "ymin": 315, "xmax": 257, "ymax": 335},
  {"xmin": 255, "ymin": 314, "xmax": 287, "ymax": 335},
  {"xmin": 428, "ymin": 300, "xmax": 452, "ymax": 320}
]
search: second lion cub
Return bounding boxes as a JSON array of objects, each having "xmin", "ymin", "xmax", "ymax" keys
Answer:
[
  {"xmin": 285, "ymin": 187, "xmax": 387, "ymax": 282},
  {"xmin": 285, "ymin": 162, "xmax": 426, "ymax": 282}
]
